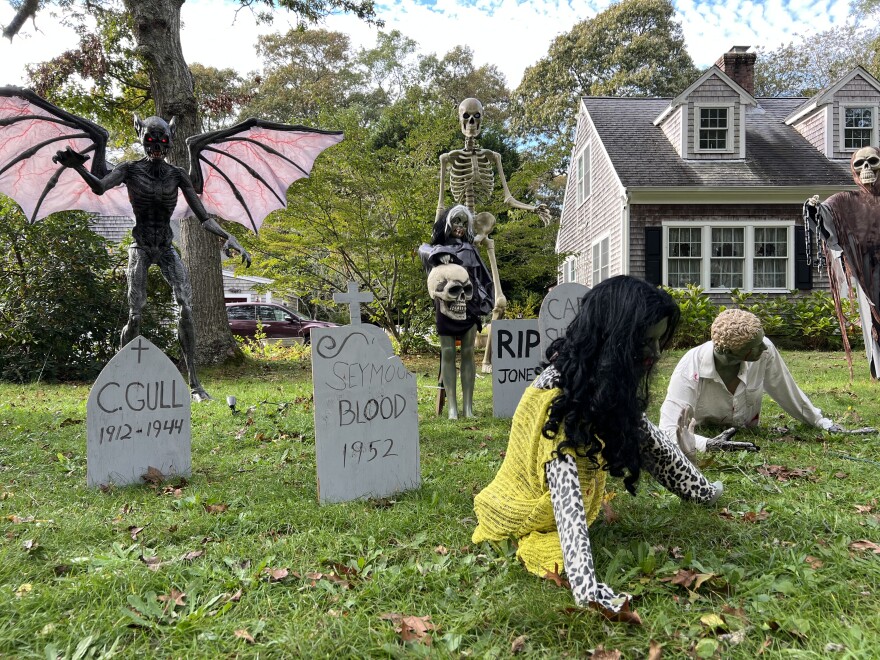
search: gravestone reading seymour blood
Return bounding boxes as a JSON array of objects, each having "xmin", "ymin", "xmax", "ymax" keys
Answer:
[
  {"xmin": 311, "ymin": 282, "xmax": 420, "ymax": 503},
  {"xmin": 86, "ymin": 336, "xmax": 191, "ymax": 487},
  {"xmin": 491, "ymin": 319, "xmax": 541, "ymax": 417},
  {"xmin": 538, "ymin": 283, "xmax": 589, "ymax": 358}
]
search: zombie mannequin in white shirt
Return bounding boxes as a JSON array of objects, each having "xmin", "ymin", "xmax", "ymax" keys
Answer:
[{"xmin": 660, "ymin": 309, "xmax": 874, "ymax": 461}]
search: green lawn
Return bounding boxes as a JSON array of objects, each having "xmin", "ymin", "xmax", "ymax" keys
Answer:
[{"xmin": 1, "ymin": 348, "xmax": 878, "ymax": 658}]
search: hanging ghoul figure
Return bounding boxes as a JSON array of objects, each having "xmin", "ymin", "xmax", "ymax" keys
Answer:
[
  {"xmin": 0, "ymin": 87, "xmax": 343, "ymax": 400},
  {"xmin": 437, "ymin": 98, "xmax": 550, "ymax": 374},
  {"xmin": 805, "ymin": 147, "xmax": 880, "ymax": 378},
  {"xmin": 419, "ymin": 205, "xmax": 494, "ymax": 418}
]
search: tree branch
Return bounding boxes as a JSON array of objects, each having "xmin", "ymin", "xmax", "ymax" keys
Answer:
[{"xmin": 3, "ymin": 0, "xmax": 40, "ymax": 40}]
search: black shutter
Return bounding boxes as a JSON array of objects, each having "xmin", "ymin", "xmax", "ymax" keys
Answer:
[
  {"xmin": 645, "ymin": 226, "xmax": 662, "ymax": 285},
  {"xmin": 794, "ymin": 225, "xmax": 812, "ymax": 290}
]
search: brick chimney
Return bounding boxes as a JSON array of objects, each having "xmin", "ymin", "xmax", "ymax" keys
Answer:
[{"xmin": 715, "ymin": 46, "xmax": 756, "ymax": 96}]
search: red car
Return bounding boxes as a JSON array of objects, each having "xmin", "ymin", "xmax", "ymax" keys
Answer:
[{"xmin": 226, "ymin": 302, "xmax": 336, "ymax": 343}]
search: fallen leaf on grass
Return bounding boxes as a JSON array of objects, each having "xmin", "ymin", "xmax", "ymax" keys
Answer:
[
  {"xmin": 181, "ymin": 550, "xmax": 204, "ymax": 562},
  {"xmin": 158, "ymin": 589, "xmax": 186, "ymax": 607},
  {"xmin": 591, "ymin": 600, "xmax": 642, "ymax": 626},
  {"xmin": 53, "ymin": 564, "xmax": 71, "ymax": 577},
  {"xmin": 834, "ymin": 472, "xmax": 848, "ymax": 479},
  {"xmin": 128, "ymin": 525, "xmax": 146, "ymax": 540},
  {"xmin": 15, "ymin": 583, "xmax": 32, "ymax": 597},
  {"xmin": 589, "ymin": 645, "xmax": 622, "ymax": 659},
  {"xmin": 542, "ymin": 564, "xmax": 570, "ymax": 589},
  {"xmin": 742, "ymin": 509, "xmax": 770, "ymax": 523},
  {"xmin": 204, "ymin": 503, "xmax": 229, "ymax": 514},
  {"xmin": 229, "ymin": 589, "xmax": 243, "ymax": 602},
  {"xmin": 141, "ymin": 466, "xmax": 165, "ymax": 485},
  {"xmin": 804, "ymin": 555, "xmax": 824, "ymax": 569},
  {"xmin": 722, "ymin": 604, "xmax": 748, "ymax": 620},
  {"xmin": 234, "ymin": 629, "xmax": 255, "ymax": 644},
  {"xmin": 379, "ymin": 612, "xmax": 437, "ymax": 645},
  {"xmin": 511, "ymin": 634, "xmax": 528, "ymax": 654},
  {"xmin": 648, "ymin": 640, "xmax": 662, "ymax": 659},
  {"xmin": 601, "ymin": 500, "xmax": 619, "ymax": 524},
  {"xmin": 854, "ymin": 505, "xmax": 873, "ymax": 514},
  {"xmin": 719, "ymin": 629, "xmax": 747, "ymax": 645},
  {"xmin": 756, "ymin": 465, "xmax": 817, "ymax": 482},
  {"xmin": 434, "ymin": 545, "xmax": 449, "ymax": 556},
  {"xmin": 849, "ymin": 539, "xmax": 880, "ymax": 554},
  {"xmin": 700, "ymin": 613, "xmax": 726, "ymax": 630},
  {"xmin": 262, "ymin": 567, "xmax": 289, "ymax": 582}
]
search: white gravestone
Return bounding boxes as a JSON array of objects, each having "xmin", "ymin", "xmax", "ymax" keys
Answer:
[
  {"xmin": 491, "ymin": 319, "xmax": 541, "ymax": 418},
  {"xmin": 538, "ymin": 283, "xmax": 590, "ymax": 359},
  {"xmin": 311, "ymin": 282, "xmax": 420, "ymax": 503},
  {"xmin": 87, "ymin": 336, "xmax": 191, "ymax": 487}
]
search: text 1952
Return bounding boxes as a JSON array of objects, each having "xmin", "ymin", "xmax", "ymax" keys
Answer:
[{"xmin": 342, "ymin": 439, "xmax": 397, "ymax": 467}]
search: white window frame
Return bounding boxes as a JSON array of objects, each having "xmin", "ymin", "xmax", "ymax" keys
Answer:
[
  {"xmin": 694, "ymin": 103, "xmax": 735, "ymax": 153},
  {"xmin": 562, "ymin": 255, "xmax": 578, "ymax": 283},
  {"xmin": 591, "ymin": 235, "xmax": 610, "ymax": 285},
  {"xmin": 575, "ymin": 142, "xmax": 591, "ymax": 206},
  {"xmin": 661, "ymin": 221, "xmax": 794, "ymax": 293},
  {"xmin": 839, "ymin": 103, "xmax": 879, "ymax": 153}
]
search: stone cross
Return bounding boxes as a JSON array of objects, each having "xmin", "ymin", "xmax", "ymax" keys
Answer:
[{"xmin": 333, "ymin": 281, "xmax": 373, "ymax": 325}]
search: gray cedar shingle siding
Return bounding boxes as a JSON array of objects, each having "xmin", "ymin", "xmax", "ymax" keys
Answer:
[
  {"xmin": 792, "ymin": 107, "xmax": 827, "ymax": 156},
  {"xmin": 831, "ymin": 75, "xmax": 880, "ymax": 160},
  {"xmin": 686, "ymin": 74, "xmax": 742, "ymax": 160},
  {"xmin": 659, "ymin": 105, "xmax": 683, "ymax": 156}
]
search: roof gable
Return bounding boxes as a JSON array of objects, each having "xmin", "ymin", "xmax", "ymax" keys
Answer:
[
  {"xmin": 654, "ymin": 66, "xmax": 757, "ymax": 126},
  {"xmin": 785, "ymin": 66, "xmax": 880, "ymax": 125}
]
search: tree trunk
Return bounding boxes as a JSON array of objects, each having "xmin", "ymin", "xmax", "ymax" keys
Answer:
[{"xmin": 124, "ymin": 0, "xmax": 241, "ymax": 365}]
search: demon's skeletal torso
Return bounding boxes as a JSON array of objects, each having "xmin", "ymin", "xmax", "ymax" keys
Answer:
[{"xmin": 120, "ymin": 159, "xmax": 192, "ymax": 249}]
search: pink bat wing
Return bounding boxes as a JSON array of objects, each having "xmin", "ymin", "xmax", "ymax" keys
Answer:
[
  {"xmin": 186, "ymin": 119, "xmax": 343, "ymax": 232},
  {"xmin": 0, "ymin": 87, "xmax": 132, "ymax": 222}
]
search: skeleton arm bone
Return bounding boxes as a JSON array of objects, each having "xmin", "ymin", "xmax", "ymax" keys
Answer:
[
  {"xmin": 491, "ymin": 151, "xmax": 551, "ymax": 223},
  {"xmin": 437, "ymin": 153, "xmax": 450, "ymax": 220}
]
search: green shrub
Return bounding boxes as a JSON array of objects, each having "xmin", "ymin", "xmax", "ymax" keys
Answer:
[
  {"xmin": 505, "ymin": 291, "xmax": 542, "ymax": 319},
  {"xmin": 663, "ymin": 285, "xmax": 722, "ymax": 348}
]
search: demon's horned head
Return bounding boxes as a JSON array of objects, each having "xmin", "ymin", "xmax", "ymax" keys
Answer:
[{"xmin": 134, "ymin": 114, "xmax": 177, "ymax": 160}]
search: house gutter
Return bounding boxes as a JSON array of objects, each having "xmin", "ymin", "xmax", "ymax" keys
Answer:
[{"xmin": 626, "ymin": 185, "xmax": 856, "ymax": 205}]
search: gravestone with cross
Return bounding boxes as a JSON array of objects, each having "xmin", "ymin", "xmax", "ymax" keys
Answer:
[
  {"xmin": 86, "ymin": 336, "xmax": 191, "ymax": 487},
  {"xmin": 311, "ymin": 282, "xmax": 420, "ymax": 503}
]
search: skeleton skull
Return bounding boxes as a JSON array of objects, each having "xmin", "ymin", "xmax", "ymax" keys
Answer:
[
  {"xmin": 458, "ymin": 98, "xmax": 483, "ymax": 139},
  {"xmin": 851, "ymin": 146, "xmax": 880, "ymax": 189},
  {"xmin": 428, "ymin": 263, "xmax": 473, "ymax": 321}
]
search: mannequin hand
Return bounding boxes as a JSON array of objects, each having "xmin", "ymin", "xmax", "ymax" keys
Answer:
[
  {"xmin": 676, "ymin": 406, "xmax": 697, "ymax": 463},
  {"xmin": 827, "ymin": 424, "xmax": 877, "ymax": 435},
  {"xmin": 223, "ymin": 237, "xmax": 251, "ymax": 267},
  {"xmin": 52, "ymin": 147, "xmax": 89, "ymax": 168},
  {"xmin": 705, "ymin": 427, "xmax": 760, "ymax": 452}
]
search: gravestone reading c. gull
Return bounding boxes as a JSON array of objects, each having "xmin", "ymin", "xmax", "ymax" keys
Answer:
[
  {"xmin": 86, "ymin": 336, "xmax": 191, "ymax": 487},
  {"xmin": 311, "ymin": 282, "xmax": 420, "ymax": 503},
  {"xmin": 538, "ymin": 283, "xmax": 590, "ymax": 359}
]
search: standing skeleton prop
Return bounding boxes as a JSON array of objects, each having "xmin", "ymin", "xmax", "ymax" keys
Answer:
[
  {"xmin": 419, "ymin": 205, "xmax": 494, "ymax": 419},
  {"xmin": 0, "ymin": 87, "xmax": 343, "ymax": 400},
  {"xmin": 437, "ymin": 98, "xmax": 551, "ymax": 373},
  {"xmin": 805, "ymin": 147, "xmax": 880, "ymax": 379}
]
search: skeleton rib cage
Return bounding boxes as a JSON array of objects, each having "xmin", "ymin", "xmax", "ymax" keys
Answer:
[{"xmin": 448, "ymin": 150, "xmax": 495, "ymax": 212}]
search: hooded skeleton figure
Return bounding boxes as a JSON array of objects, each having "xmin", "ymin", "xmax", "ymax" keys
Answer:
[{"xmin": 806, "ymin": 146, "xmax": 880, "ymax": 378}]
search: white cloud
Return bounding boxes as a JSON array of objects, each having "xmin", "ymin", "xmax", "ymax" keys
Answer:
[{"xmin": 0, "ymin": 0, "xmax": 858, "ymax": 90}]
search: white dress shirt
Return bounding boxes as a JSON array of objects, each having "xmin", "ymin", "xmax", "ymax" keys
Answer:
[{"xmin": 660, "ymin": 338, "xmax": 833, "ymax": 452}]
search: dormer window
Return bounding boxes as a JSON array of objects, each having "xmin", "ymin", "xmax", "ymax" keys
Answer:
[
  {"xmin": 696, "ymin": 106, "xmax": 731, "ymax": 151},
  {"xmin": 842, "ymin": 105, "xmax": 877, "ymax": 150}
]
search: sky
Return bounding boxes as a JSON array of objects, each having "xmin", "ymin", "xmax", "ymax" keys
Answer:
[{"xmin": 0, "ymin": 0, "xmax": 856, "ymax": 90}]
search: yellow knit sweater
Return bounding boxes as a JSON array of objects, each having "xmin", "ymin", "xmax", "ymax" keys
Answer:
[{"xmin": 472, "ymin": 386, "xmax": 606, "ymax": 576}]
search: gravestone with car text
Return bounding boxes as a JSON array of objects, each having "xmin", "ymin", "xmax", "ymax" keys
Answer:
[
  {"xmin": 86, "ymin": 336, "xmax": 191, "ymax": 487},
  {"xmin": 538, "ymin": 283, "xmax": 589, "ymax": 359},
  {"xmin": 311, "ymin": 282, "xmax": 420, "ymax": 503},
  {"xmin": 491, "ymin": 319, "xmax": 541, "ymax": 418}
]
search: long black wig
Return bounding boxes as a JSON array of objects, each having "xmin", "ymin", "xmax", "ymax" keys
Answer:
[{"xmin": 542, "ymin": 275, "xmax": 679, "ymax": 495}]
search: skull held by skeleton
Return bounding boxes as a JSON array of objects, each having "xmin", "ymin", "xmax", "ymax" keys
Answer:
[
  {"xmin": 851, "ymin": 147, "xmax": 880, "ymax": 190},
  {"xmin": 428, "ymin": 263, "xmax": 473, "ymax": 321},
  {"xmin": 458, "ymin": 98, "xmax": 483, "ymax": 139}
]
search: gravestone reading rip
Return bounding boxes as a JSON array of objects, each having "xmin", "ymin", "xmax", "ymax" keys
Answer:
[
  {"xmin": 538, "ymin": 282, "xmax": 589, "ymax": 358},
  {"xmin": 311, "ymin": 282, "xmax": 420, "ymax": 503},
  {"xmin": 491, "ymin": 319, "xmax": 541, "ymax": 418},
  {"xmin": 87, "ymin": 336, "xmax": 191, "ymax": 487}
]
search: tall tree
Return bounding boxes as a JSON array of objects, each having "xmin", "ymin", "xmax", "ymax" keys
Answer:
[
  {"xmin": 754, "ymin": 24, "xmax": 880, "ymax": 97},
  {"xmin": 511, "ymin": 0, "xmax": 698, "ymax": 170},
  {"xmin": 4, "ymin": 0, "xmax": 379, "ymax": 367}
]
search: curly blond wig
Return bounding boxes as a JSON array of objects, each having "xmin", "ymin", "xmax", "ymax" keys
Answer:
[{"xmin": 711, "ymin": 309, "xmax": 764, "ymax": 352}]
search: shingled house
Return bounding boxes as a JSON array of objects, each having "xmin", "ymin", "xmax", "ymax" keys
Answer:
[{"xmin": 557, "ymin": 47, "xmax": 880, "ymax": 299}]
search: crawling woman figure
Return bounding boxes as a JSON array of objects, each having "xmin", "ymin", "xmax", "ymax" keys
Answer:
[{"xmin": 472, "ymin": 276, "xmax": 722, "ymax": 616}]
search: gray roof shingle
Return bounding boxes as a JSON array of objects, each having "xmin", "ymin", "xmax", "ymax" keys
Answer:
[{"xmin": 582, "ymin": 97, "xmax": 853, "ymax": 189}]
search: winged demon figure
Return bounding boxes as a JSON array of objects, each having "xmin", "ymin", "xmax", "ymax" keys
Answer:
[{"xmin": 0, "ymin": 87, "xmax": 343, "ymax": 400}]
